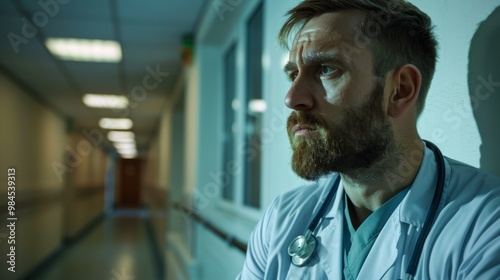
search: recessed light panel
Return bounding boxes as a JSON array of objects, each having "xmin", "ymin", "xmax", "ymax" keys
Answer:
[
  {"xmin": 107, "ymin": 131, "xmax": 135, "ymax": 142},
  {"xmin": 45, "ymin": 37, "xmax": 122, "ymax": 62},
  {"xmin": 113, "ymin": 142, "xmax": 136, "ymax": 150},
  {"xmin": 99, "ymin": 118, "xmax": 133, "ymax": 130},
  {"xmin": 121, "ymin": 154, "xmax": 137, "ymax": 159},
  {"xmin": 83, "ymin": 94, "xmax": 128, "ymax": 109}
]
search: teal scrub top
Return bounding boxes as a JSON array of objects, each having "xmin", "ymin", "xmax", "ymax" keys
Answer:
[{"xmin": 343, "ymin": 188, "xmax": 410, "ymax": 280}]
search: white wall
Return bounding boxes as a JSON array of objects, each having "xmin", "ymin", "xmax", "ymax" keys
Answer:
[
  {"xmin": 64, "ymin": 133, "xmax": 107, "ymax": 239},
  {"xmin": 0, "ymin": 72, "xmax": 67, "ymax": 190},
  {"xmin": 0, "ymin": 68, "xmax": 110, "ymax": 279},
  {"xmin": 415, "ymin": 0, "xmax": 500, "ymax": 174},
  {"xmin": 0, "ymin": 71, "xmax": 67, "ymax": 279},
  {"xmin": 165, "ymin": 65, "xmax": 202, "ymax": 279},
  {"xmin": 185, "ymin": 64, "xmax": 200, "ymax": 198}
]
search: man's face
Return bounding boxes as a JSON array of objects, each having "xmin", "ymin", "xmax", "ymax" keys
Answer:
[{"xmin": 284, "ymin": 11, "xmax": 395, "ymax": 180}]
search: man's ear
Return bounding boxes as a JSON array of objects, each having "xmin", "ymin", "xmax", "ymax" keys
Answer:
[{"xmin": 387, "ymin": 64, "xmax": 421, "ymax": 118}]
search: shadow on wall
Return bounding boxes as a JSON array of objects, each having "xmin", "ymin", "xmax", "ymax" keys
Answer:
[{"xmin": 468, "ymin": 6, "xmax": 500, "ymax": 177}]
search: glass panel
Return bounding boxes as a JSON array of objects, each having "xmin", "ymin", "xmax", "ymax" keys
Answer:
[
  {"xmin": 222, "ymin": 43, "xmax": 237, "ymax": 201},
  {"xmin": 244, "ymin": 4, "xmax": 264, "ymax": 208}
]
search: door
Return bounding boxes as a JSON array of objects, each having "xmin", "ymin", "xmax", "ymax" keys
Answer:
[{"xmin": 116, "ymin": 158, "xmax": 142, "ymax": 208}]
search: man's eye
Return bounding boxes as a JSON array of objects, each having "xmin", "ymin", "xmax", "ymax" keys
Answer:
[
  {"xmin": 320, "ymin": 66, "xmax": 337, "ymax": 76},
  {"xmin": 290, "ymin": 72, "xmax": 298, "ymax": 81}
]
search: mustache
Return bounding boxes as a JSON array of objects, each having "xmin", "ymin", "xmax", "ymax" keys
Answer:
[{"xmin": 287, "ymin": 111, "xmax": 328, "ymax": 132}]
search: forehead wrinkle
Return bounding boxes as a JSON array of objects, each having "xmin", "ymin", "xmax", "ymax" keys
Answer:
[
  {"xmin": 296, "ymin": 27, "xmax": 317, "ymax": 43},
  {"xmin": 291, "ymin": 30, "xmax": 350, "ymax": 66},
  {"xmin": 299, "ymin": 11, "xmax": 365, "ymax": 49},
  {"xmin": 286, "ymin": 49, "xmax": 349, "ymax": 72},
  {"xmin": 286, "ymin": 44, "xmax": 306, "ymax": 71}
]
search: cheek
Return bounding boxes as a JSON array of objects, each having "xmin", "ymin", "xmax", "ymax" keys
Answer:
[
  {"xmin": 321, "ymin": 73, "xmax": 359, "ymax": 105},
  {"xmin": 322, "ymin": 82, "xmax": 343, "ymax": 105}
]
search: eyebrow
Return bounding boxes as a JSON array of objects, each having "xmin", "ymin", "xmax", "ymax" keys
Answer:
[{"xmin": 283, "ymin": 53, "xmax": 346, "ymax": 73}]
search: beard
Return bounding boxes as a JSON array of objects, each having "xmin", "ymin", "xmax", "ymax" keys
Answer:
[{"xmin": 287, "ymin": 82, "xmax": 395, "ymax": 181}]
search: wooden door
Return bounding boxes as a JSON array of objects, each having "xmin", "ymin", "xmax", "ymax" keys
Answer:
[{"xmin": 116, "ymin": 158, "xmax": 142, "ymax": 208}]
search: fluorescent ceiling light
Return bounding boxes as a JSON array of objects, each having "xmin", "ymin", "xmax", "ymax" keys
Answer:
[
  {"xmin": 248, "ymin": 99, "xmax": 267, "ymax": 113},
  {"xmin": 111, "ymin": 138, "xmax": 135, "ymax": 143},
  {"xmin": 121, "ymin": 154, "xmax": 137, "ymax": 159},
  {"xmin": 83, "ymin": 94, "xmax": 128, "ymax": 109},
  {"xmin": 118, "ymin": 150, "xmax": 138, "ymax": 158},
  {"xmin": 118, "ymin": 149, "xmax": 137, "ymax": 155},
  {"xmin": 99, "ymin": 118, "xmax": 133, "ymax": 130},
  {"xmin": 107, "ymin": 131, "xmax": 135, "ymax": 142},
  {"xmin": 45, "ymin": 38, "xmax": 122, "ymax": 62},
  {"xmin": 113, "ymin": 142, "xmax": 136, "ymax": 150}
]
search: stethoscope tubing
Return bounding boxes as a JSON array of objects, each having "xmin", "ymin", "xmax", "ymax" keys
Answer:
[
  {"xmin": 306, "ymin": 176, "xmax": 341, "ymax": 233},
  {"xmin": 405, "ymin": 140, "xmax": 445, "ymax": 277}
]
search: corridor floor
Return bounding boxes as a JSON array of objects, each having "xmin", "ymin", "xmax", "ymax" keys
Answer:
[{"xmin": 28, "ymin": 210, "xmax": 161, "ymax": 280}]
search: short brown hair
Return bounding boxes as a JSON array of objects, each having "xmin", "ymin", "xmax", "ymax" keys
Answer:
[{"xmin": 279, "ymin": 0, "xmax": 438, "ymax": 116}]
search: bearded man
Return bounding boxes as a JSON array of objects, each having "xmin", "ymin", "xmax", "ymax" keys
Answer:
[{"xmin": 237, "ymin": 0, "xmax": 500, "ymax": 279}]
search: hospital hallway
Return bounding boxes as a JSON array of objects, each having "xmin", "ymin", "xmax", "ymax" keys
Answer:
[
  {"xmin": 26, "ymin": 209, "xmax": 162, "ymax": 280},
  {"xmin": 1, "ymin": 0, "xmax": 500, "ymax": 279}
]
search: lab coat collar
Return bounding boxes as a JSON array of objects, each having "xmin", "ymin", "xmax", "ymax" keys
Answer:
[
  {"xmin": 398, "ymin": 142, "xmax": 451, "ymax": 227},
  {"xmin": 321, "ymin": 143, "xmax": 451, "ymax": 226},
  {"xmin": 316, "ymin": 174, "xmax": 345, "ymax": 279},
  {"xmin": 358, "ymin": 143, "xmax": 452, "ymax": 279}
]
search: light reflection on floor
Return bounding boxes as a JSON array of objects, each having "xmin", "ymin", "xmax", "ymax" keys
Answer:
[{"xmin": 31, "ymin": 210, "xmax": 159, "ymax": 280}]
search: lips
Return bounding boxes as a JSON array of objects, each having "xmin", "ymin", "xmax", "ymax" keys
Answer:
[{"xmin": 292, "ymin": 124, "xmax": 317, "ymax": 136}]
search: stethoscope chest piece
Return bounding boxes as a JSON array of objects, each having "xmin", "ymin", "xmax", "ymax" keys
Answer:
[{"xmin": 288, "ymin": 230, "xmax": 317, "ymax": 266}]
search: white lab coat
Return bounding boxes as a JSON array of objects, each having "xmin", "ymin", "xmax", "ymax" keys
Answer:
[{"xmin": 237, "ymin": 145, "xmax": 500, "ymax": 279}]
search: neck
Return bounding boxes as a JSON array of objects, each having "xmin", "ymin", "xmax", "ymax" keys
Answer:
[{"xmin": 341, "ymin": 136, "xmax": 424, "ymax": 228}]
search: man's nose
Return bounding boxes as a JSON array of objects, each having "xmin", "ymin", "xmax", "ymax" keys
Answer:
[{"xmin": 285, "ymin": 77, "xmax": 314, "ymax": 111}]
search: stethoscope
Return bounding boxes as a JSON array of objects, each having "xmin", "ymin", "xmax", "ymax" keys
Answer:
[{"xmin": 287, "ymin": 140, "xmax": 445, "ymax": 280}]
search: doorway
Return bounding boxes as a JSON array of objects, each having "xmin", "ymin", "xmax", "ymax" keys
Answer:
[{"xmin": 115, "ymin": 158, "xmax": 143, "ymax": 208}]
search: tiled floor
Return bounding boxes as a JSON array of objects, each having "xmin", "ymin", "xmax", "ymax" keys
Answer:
[{"xmin": 29, "ymin": 211, "xmax": 160, "ymax": 280}]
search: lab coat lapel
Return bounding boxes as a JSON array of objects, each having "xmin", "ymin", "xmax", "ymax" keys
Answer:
[
  {"xmin": 356, "ymin": 212, "xmax": 401, "ymax": 279},
  {"xmin": 357, "ymin": 143, "xmax": 445, "ymax": 279},
  {"xmin": 316, "ymin": 178, "xmax": 345, "ymax": 279}
]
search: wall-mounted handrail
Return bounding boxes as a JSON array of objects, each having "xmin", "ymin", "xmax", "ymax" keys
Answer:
[{"xmin": 173, "ymin": 202, "xmax": 248, "ymax": 253}]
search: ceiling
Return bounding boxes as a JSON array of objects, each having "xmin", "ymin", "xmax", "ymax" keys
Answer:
[{"xmin": 0, "ymin": 0, "xmax": 206, "ymax": 157}]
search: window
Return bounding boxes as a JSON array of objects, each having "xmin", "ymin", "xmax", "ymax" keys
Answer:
[
  {"xmin": 222, "ymin": 43, "xmax": 237, "ymax": 201},
  {"xmin": 243, "ymin": 4, "xmax": 264, "ymax": 208}
]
